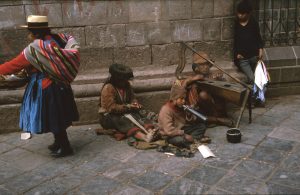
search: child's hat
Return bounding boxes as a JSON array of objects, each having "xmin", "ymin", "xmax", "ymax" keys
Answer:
[{"xmin": 170, "ymin": 84, "xmax": 186, "ymax": 101}]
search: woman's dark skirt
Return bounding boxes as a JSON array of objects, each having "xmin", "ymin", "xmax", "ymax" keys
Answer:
[
  {"xmin": 42, "ymin": 82, "xmax": 79, "ymax": 134},
  {"xmin": 20, "ymin": 72, "xmax": 79, "ymax": 134}
]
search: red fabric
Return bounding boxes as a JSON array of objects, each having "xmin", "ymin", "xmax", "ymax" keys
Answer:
[
  {"xmin": 0, "ymin": 52, "xmax": 52, "ymax": 89},
  {"xmin": 127, "ymin": 127, "xmax": 141, "ymax": 137},
  {"xmin": 113, "ymin": 133, "xmax": 126, "ymax": 141},
  {"xmin": 0, "ymin": 53, "xmax": 30, "ymax": 74}
]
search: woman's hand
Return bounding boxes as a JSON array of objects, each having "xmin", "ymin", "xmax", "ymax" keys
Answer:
[{"xmin": 237, "ymin": 54, "xmax": 244, "ymax": 59}]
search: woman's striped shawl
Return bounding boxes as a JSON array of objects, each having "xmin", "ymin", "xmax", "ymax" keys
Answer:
[{"xmin": 23, "ymin": 33, "xmax": 80, "ymax": 83}]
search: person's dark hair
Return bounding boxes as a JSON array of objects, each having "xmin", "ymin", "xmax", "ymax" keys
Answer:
[
  {"xmin": 28, "ymin": 28, "xmax": 51, "ymax": 39},
  {"xmin": 100, "ymin": 63, "xmax": 133, "ymax": 94},
  {"xmin": 98, "ymin": 64, "xmax": 132, "ymax": 106},
  {"xmin": 237, "ymin": 0, "xmax": 253, "ymax": 14},
  {"xmin": 28, "ymin": 28, "xmax": 66, "ymax": 48}
]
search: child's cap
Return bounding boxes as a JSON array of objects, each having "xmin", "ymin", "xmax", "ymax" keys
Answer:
[{"xmin": 170, "ymin": 85, "xmax": 186, "ymax": 101}]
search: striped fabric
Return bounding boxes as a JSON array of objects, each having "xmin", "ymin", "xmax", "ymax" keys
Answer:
[{"xmin": 23, "ymin": 33, "xmax": 80, "ymax": 83}]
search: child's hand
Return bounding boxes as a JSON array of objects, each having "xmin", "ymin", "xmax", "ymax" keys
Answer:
[
  {"xmin": 258, "ymin": 48, "xmax": 263, "ymax": 60},
  {"xmin": 184, "ymin": 134, "xmax": 194, "ymax": 142},
  {"xmin": 130, "ymin": 102, "xmax": 142, "ymax": 109},
  {"xmin": 192, "ymin": 74, "xmax": 204, "ymax": 81}
]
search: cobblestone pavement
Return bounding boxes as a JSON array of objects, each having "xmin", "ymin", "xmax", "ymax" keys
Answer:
[{"xmin": 0, "ymin": 95, "xmax": 300, "ymax": 195}]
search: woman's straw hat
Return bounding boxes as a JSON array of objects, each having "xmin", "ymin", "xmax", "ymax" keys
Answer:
[{"xmin": 20, "ymin": 15, "xmax": 49, "ymax": 28}]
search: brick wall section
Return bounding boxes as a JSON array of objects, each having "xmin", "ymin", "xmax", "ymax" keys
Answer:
[{"xmin": 0, "ymin": 0, "xmax": 235, "ymax": 71}]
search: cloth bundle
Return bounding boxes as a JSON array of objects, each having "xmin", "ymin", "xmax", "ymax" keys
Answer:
[
  {"xmin": 23, "ymin": 33, "xmax": 80, "ymax": 83},
  {"xmin": 253, "ymin": 60, "xmax": 270, "ymax": 102}
]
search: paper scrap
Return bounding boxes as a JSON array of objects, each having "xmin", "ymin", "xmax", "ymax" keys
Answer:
[
  {"xmin": 164, "ymin": 152, "xmax": 175, "ymax": 156},
  {"xmin": 198, "ymin": 145, "xmax": 215, "ymax": 158},
  {"xmin": 21, "ymin": 132, "xmax": 31, "ymax": 140}
]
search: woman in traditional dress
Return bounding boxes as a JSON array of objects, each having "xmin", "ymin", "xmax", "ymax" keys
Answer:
[{"xmin": 0, "ymin": 15, "xmax": 80, "ymax": 157}]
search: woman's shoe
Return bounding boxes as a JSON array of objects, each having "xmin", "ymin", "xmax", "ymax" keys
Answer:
[
  {"xmin": 51, "ymin": 147, "xmax": 73, "ymax": 158},
  {"xmin": 48, "ymin": 142, "xmax": 60, "ymax": 152}
]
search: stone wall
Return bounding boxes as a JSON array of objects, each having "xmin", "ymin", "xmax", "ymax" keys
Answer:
[{"xmin": 0, "ymin": 0, "xmax": 236, "ymax": 72}]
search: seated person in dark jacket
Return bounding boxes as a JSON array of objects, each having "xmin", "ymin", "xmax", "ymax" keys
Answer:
[{"xmin": 234, "ymin": 0, "xmax": 265, "ymax": 107}]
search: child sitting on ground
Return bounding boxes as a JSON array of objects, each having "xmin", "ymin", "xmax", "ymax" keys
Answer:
[{"xmin": 158, "ymin": 84, "xmax": 210, "ymax": 148}]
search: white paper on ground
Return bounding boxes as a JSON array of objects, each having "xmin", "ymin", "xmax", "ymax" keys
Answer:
[
  {"xmin": 198, "ymin": 145, "xmax": 215, "ymax": 158},
  {"xmin": 21, "ymin": 132, "xmax": 32, "ymax": 140}
]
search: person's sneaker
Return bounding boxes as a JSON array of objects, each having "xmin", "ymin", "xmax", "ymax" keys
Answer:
[{"xmin": 254, "ymin": 99, "xmax": 265, "ymax": 108}]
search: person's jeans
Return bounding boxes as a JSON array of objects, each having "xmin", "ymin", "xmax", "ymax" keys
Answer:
[{"xmin": 238, "ymin": 56, "xmax": 258, "ymax": 84}]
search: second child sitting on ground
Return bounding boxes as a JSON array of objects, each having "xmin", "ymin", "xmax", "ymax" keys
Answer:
[{"xmin": 158, "ymin": 84, "xmax": 210, "ymax": 149}]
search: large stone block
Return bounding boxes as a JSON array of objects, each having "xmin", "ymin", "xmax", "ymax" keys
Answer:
[
  {"xmin": 293, "ymin": 46, "xmax": 300, "ymax": 65},
  {"xmin": 128, "ymin": 0, "xmax": 160, "ymax": 23},
  {"xmin": 161, "ymin": 0, "xmax": 191, "ymax": 20},
  {"xmin": 151, "ymin": 43, "xmax": 180, "ymax": 66},
  {"xmin": 214, "ymin": 0, "xmax": 234, "ymax": 17},
  {"xmin": 203, "ymin": 18, "xmax": 221, "ymax": 41},
  {"xmin": 0, "ymin": 6, "xmax": 25, "ymax": 30},
  {"xmin": 75, "ymin": 97, "xmax": 99, "ymax": 125},
  {"xmin": 0, "ymin": 30, "xmax": 28, "ymax": 59},
  {"xmin": 114, "ymin": 46, "xmax": 151, "ymax": 67},
  {"xmin": 146, "ymin": 21, "xmax": 171, "ymax": 45},
  {"xmin": 136, "ymin": 91, "xmax": 169, "ymax": 113},
  {"xmin": 267, "ymin": 67, "xmax": 281, "ymax": 84},
  {"xmin": 222, "ymin": 17, "xmax": 235, "ymax": 40},
  {"xmin": 193, "ymin": 40, "xmax": 233, "ymax": 61},
  {"xmin": 38, "ymin": 0, "xmax": 62, "ymax": 4},
  {"xmin": 79, "ymin": 47, "xmax": 113, "ymax": 72},
  {"xmin": 0, "ymin": 1, "xmax": 34, "ymax": 6},
  {"xmin": 265, "ymin": 47, "xmax": 296, "ymax": 67},
  {"xmin": 126, "ymin": 23, "xmax": 147, "ymax": 46},
  {"xmin": 25, "ymin": 3, "xmax": 63, "ymax": 27},
  {"xmin": 85, "ymin": 24, "xmax": 125, "ymax": 48},
  {"xmin": 192, "ymin": 0, "xmax": 214, "ymax": 19},
  {"xmin": 0, "ymin": 1, "xmax": 18, "ymax": 6},
  {"xmin": 0, "ymin": 104, "xmax": 20, "ymax": 133},
  {"xmin": 171, "ymin": 20, "xmax": 203, "ymax": 42},
  {"xmin": 281, "ymin": 66, "xmax": 300, "ymax": 83},
  {"xmin": 267, "ymin": 85, "xmax": 300, "ymax": 97},
  {"xmin": 62, "ymin": 1, "xmax": 107, "ymax": 26},
  {"xmin": 107, "ymin": 1, "xmax": 129, "ymax": 24},
  {"xmin": 52, "ymin": 27, "xmax": 86, "ymax": 47}
]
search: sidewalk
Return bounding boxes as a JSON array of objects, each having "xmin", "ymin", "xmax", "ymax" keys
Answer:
[{"xmin": 0, "ymin": 95, "xmax": 300, "ymax": 194}]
